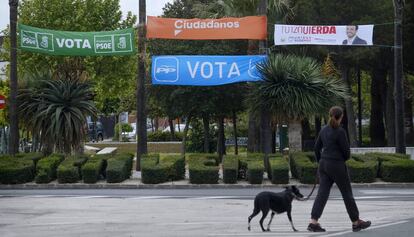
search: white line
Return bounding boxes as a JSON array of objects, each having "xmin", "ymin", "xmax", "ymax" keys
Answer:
[{"xmin": 321, "ymin": 220, "xmax": 409, "ymax": 237}]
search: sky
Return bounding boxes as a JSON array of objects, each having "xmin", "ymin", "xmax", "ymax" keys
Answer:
[{"xmin": 0, "ymin": 0, "xmax": 174, "ymax": 33}]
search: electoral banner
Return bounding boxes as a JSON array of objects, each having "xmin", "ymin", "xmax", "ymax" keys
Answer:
[
  {"xmin": 152, "ymin": 55, "xmax": 267, "ymax": 86},
  {"xmin": 147, "ymin": 16, "xmax": 267, "ymax": 40},
  {"xmin": 19, "ymin": 24, "xmax": 136, "ymax": 56},
  {"xmin": 274, "ymin": 24, "xmax": 374, "ymax": 46}
]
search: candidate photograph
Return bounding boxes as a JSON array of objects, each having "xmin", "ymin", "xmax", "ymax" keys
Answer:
[{"xmin": 342, "ymin": 25, "xmax": 368, "ymax": 45}]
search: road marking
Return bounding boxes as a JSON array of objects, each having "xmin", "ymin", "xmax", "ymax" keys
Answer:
[
  {"xmin": 361, "ymin": 190, "xmax": 414, "ymax": 195},
  {"xmin": 320, "ymin": 220, "xmax": 409, "ymax": 237}
]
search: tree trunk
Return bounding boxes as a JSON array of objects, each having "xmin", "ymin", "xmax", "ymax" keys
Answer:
[
  {"xmin": 393, "ymin": 0, "xmax": 406, "ymax": 153},
  {"xmin": 217, "ymin": 116, "xmax": 225, "ymax": 162},
  {"xmin": 8, "ymin": 0, "xmax": 19, "ymax": 155},
  {"xmin": 247, "ymin": 112, "xmax": 256, "ymax": 152},
  {"xmin": 260, "ymin": 107, "xmax": 271, "ymax": 174},
  {"xmin": 136, "ymin": 0, "xmax": 148, "ymax": 171},
  {"xmin": 154, "ymin": 117, "xmax": 159, "ymax": 131},
  {"xmin": 181, "ymin": 114, "xmax": 192, "ymax": 157},
  {"xmin": 370, "ymin": 67, "xmax": 386, "ymax": 147},
  {"xmin": 385, "ymin": 70, "xmax": 396, "ymax": 146},
  {"xmin": 202, "ymin": 114, "xmax": 210, "ymax": 153},
  {"xmin": 288, "ymin": 121, "xmax": 302, "ymax": 151},
  {"xmin": 315, "ymin": 116, "xmax": 322, "ymax": 135},
  {"xmin": 168, "ymin": 118, "xmax": 175, "ymax": 140},
  {"xmin": 341, "ymin": 65, "xmax": 358, "ymax": 147},
  {"xmin": 404, "ymin": 78, "xmax": 414, "ymax": 145},
  {"xmin": 232, "ymin": 111, "xmax": 238, "ymax": 155},
  {"xmin": 271, "ymin": 122, "xmax": 276, "ymax": 153}
]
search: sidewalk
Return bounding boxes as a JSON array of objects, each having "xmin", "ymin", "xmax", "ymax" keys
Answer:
[{"xmin": 1, "ymin": 171, "xmax": 414, "ymax": 189}]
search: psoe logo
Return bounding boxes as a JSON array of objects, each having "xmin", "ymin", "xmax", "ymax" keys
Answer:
[
  {"xmin": 153, "ymin": 57, "xmax": 179, "ymax": 82},
  {"xmin": 248, "ymin": 56, "xmax": 266, "ymax": 79}
]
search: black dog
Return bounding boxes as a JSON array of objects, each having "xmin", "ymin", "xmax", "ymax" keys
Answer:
[{"xmin": 248, "ymin": 186, "xmax": 304, "ymax": 232}]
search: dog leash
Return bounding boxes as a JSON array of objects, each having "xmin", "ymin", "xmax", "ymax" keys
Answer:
[{"xmin": 297, "ymin": 168, "xmax": 319, "ymax": 201}]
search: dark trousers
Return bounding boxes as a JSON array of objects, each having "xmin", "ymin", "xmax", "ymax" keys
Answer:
[{"xmin": 311, "ymin": 159, "xmax": 359, "ymax": 222}]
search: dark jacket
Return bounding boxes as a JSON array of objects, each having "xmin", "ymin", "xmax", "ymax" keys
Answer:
[
  {"xmin": 314, "ymin": 125, "xmax": 350, "ymax": 162},
  {"xmin": 342, "ymin": 36, "xmax": 367, "ymax": 45}
]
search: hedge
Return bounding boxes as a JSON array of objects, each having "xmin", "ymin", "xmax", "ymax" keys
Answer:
[
  {"xmin": 346, "ymin": 157, "xmax": 377, "ymax": 183},
  {"xmin": 0, "ymin": 156, "xmax": 35, "ymax": 184},
  {"xmin": 141, "ymin": 154, "xmax": 185, "ymax": 184},
  {"xmin": 106, "ymin": 153, "xmax": 134, "ymax": 183},
  {"xmin": 188, "ymin": 154, "xmax": 219, "ymax": 184},
  {"xmin": 35, "ymin": 154, "xmax": 65, "ymax": 183},
  {"xmin": 223, "ymin": 155, "xmax": 239, "ymax": 184},
  {"xmin": 381, "ymin": 159, "xmax": 414, "ymax": 182},
  {"xmin": 361, "ymin": 153, "xmax": 411, "ymax": 180},
  {"xmin": 16, "ymin": 152, "xmax": 45, "ymax": 169},
  {"xmin": 57, "ymin": 156, "xmax": 89, "ymax": 183},
  {"xmin": 82, "ymin": 156, "xmax": 106, "ymax": 184},
  {"xmin": 239, "ymin": 153, "xmax": 264, "ymax": 184},
  {"xmin": 289, "ymin": 152, "xmax": 317, "ymax": 184},
  {"xmin": 269, "ymin": 158, "xmax": 289, "ymax": 184}
]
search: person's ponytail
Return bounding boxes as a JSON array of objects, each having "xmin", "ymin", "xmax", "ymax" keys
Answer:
[{"xmin": 329, "ymin": 106, "xmax": 343, "ymax": 129}]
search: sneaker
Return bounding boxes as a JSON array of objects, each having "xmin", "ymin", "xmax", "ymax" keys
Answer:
[
  {"xmin": 352, "ymin": 219, "xmax": 371, "ymax": 232},
  {"xmin": 307, "ymin": 223, "xmax": 326, "ymax": 232}
]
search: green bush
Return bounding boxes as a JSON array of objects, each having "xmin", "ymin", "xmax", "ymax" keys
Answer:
[
  {"xmin": 82, "ymin": 156, "xmax": 105, "ymax": 184},
  {"xmin": 238, "ymin": 153, "xmax": 266, "ymax": 184},
  {"xmin": 186, "ymin": 120, "xmax": 218, "ymax": 152},
  {"xmin": 381, "ymin": 159, "xmax": 414, "ymax": 182},
  {"xmin": 346, "ymin": 158, "xmax": 377, "ymax": 183},
  {"xmin": 57, "ymin": 156, "xmax": 89, "ymax": 183},
  {"xmin": 147, "ymin": 131, "xmax": 183, "ymax": 142},
  {"xmin": 35, "ymin": 154, "xmax": 65, "ymax": 183},
  {"xmin": 141, "ymin": 154, "xmax": 185, "ymax": 184},
  {"xmin": 362, "ymin": 152, "xmax": 410, "ymax": 179},
  {"xmin": 106, "ymin": 153, "xmax": 134, "ymax": 183},
  {"xmin": 223, "ymin": 155, "xmax": 239, "ymax": 184},
  {"xmin": 289, "ymin": 152, "xmax": 317, "ymax": 184},
  {"xmin": 113, "ymin": 123, "xmax": 133, "ymax": 141},
  {"xmin": 16, "ymin": 152, "xmax": 44, "ymax": 169},
  {"xmin": 0, "ymin": 156, "xmax": 35, "ymax": 184},
  {"xmin": 188, "ymin": 154, "xmax": 219, "ymax": 184},
  {"xmin": 269, "ymin": 158, "xmax": 289, "ymax": 184}
]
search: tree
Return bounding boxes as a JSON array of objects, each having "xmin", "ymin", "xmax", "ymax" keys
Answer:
[
  {"xmin": 18, "ymin": 74, "xmax": 97, "ymax": 155},
  {"xmin": 15, "ymin": 0, "xmax": 137, "ymax": 115},
  {"xmin": 249, "ymin": 54, "xmax": 348, "ymax": 149},
  {"xmin": 8, "ymin": 0, "xmax": 19, "ymax": 155}
]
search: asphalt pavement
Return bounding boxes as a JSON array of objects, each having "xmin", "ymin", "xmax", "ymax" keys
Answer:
[{"xmin": 1, "ymin": 187, "xmax": 414, "ymax": 237}]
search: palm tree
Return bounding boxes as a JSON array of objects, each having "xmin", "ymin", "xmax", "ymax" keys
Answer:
[
  {"xmin": 8, "ymin": 0, "xmax": 19, "ymax": 155},
  {"xmin": 18, "ymin": 74, "xmax": 98, "ymax": 155},
  {"xmin": 249, "ymin": 54, "xmax": 349, "ymax": 149}
]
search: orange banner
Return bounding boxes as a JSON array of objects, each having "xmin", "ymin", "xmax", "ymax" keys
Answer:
[{"xmin": 147, "ymin": 16, "xmax": 267, "ymax": 40}]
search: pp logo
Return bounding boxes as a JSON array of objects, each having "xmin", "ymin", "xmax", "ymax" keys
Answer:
[
  {"xmin": 154, "ymin": 57, "xmax": 179, "ymax": 82},
  {"xmin": 248, "ymin": 56, "xmax": 266, "ymax": 79}
]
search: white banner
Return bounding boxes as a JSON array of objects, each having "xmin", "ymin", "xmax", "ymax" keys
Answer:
[{"xmin": 274, "ymin": 24, "xmax": 374, "ymax": 46}]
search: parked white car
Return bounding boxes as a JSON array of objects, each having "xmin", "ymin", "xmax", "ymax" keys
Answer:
[{"xmin": 162, "ymin": 124, "xmax": 189, "ymax": 132}]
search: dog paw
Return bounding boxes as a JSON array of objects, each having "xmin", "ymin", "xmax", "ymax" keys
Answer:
[
  {"xmin": 266, "ymin": 229, "xmax": 271, "ymax": 232},
  {"xmin": 248, "ymin": 227, "xmax": 251, "ymax": 231},
  {"xmin": 293, "ymin": 229, "xmax": 299, "ymax": 232}
]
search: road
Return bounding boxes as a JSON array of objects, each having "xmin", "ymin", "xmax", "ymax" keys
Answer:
[{"xmin": 1, "ymin": 187, "xmax": 414, "ymax": 237}]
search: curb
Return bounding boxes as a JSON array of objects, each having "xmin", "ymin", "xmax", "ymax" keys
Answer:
[{"xmin": 1, "ymin": 182, "xmax": 414, "ymax": 190}]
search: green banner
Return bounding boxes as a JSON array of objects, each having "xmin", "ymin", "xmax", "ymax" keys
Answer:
[{"xmin": 19, "ymin": 24, "xmax": 136, "ymax": 56}]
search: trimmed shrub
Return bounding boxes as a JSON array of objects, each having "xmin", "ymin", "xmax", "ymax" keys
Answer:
[
  {"xmin": 289, "ymin": 152, "xmax": 317, "ymax": 184},
  {"xmin": 0, "ymin": 156, "xmax": 35, "ymax": 184},
  {"xmin": 238, "ymin": 153, "xmax": 264, "ymax": 183},
  {"xmin": 82, "ymin": 156, "xmax": 105, "ymax": 184},
  {"xmin": 16, "ymin": 152, "xmax": 44, "ymax": 169},
  {"xmin": 106, "ymin": 153, "xmax": 134, "ymax": 183},
  {"xmin": 269, "ymin": 158, "xmax": 289, "ymax": 184},
  {"xmin": 188, "ymin": 154, "xmax": 219, "ymax": 184},
  {"xmin": 247, "ymin": 161, "xmax": 264, "ymax": 184},
  {"xmin": 35, "ymin": 154, "xmax": 65, "ymax": 183},
  {"xmin": 362, "ymin": 153, "xmax": 410, "ymax": 179},
  {"xmin": 141, "ymin": 154, "xmax": 185, "ymax": 184},
  {"xmin": 57, "ymin": 156, "xmax": 89, "ymax": 183},
  {"xmin": 346, "ymin": 158, "xmax": 377, "ymax": 183},
  {"xmin": 381, "ymin": 159, "xmax": 414, "ymax": 182},
  {"xmin": 223, "ymin": 155, "xmax": 239, "ymax": 184}
]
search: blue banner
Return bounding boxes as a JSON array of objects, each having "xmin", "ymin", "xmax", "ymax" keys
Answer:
[{"xmin": 151, "ymin": 55, "xmax": 267, "ymax": 86}]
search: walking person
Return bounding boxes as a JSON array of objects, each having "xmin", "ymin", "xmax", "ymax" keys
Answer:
[{"xmin": 307, "ymin": 106, "xmax": 371, "ymax": 232}]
